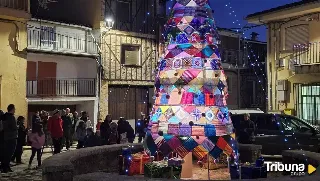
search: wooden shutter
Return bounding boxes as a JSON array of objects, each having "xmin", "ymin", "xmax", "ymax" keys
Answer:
[{"xmin": 285, "ymin": 24, "xmax": 309, "ymax": 50}]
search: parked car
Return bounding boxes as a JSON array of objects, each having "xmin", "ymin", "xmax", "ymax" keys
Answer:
[
  {"xmin": 231, "ymin": 113, "xmax": 320, "ymax": 155},
  {"xmin": 229, "ymin": 108, "xmax": 264, "ymax": 115}
]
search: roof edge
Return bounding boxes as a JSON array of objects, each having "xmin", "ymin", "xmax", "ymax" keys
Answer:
[{"xmin": 245, "ymin": 0, "xmax": 320, "ymax": 20}]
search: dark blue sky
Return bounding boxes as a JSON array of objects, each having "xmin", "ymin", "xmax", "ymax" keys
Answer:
[{"xmin": 168, "ymin": 0, "xmax": 300, "ymax": 41}]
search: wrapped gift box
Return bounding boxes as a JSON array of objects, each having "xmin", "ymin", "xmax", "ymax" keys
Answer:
[
  {"xmin": 230, "ymin": 164, "xmax": 267, "ymax": 179},
  {"xmin": 128, "ymin": 152, "xmax": 150, "ymax": 176},
  {"xmin": 119, "ymin": 155, "xmax": 130, "ymax": 175},
  {"xmin": 144, "ymin": 161, "xmax": 182, "ymax": 179}
]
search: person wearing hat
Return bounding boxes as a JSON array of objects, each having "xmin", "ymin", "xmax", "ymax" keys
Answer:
[
  {"xmin": 238, "ymin": 113, "xmax": 256, "ymax": 144},
  {"xmin": 48, "ymin": 110, "xmax": 63, "ymax": 154}
]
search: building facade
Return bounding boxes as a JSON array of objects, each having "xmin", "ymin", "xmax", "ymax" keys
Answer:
[
  {"xmin": 219, "ymin": 28, "xmax": 267, "ymax": 111},
  {"xmin": 246, "ymin": 0, "xmax": 320, "ymax": 124},
  {"xmin": 26, "ymin": 0, "xmax": 100, "ymax": 128},
  {"xmin": 0, "ymin": 0, "xmax": 30, "ymax": 117},
  {"xmin": 98, "ymin": 0, "xmax": 161, "ymax": 127}
]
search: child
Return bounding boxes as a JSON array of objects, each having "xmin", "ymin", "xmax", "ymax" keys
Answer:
[
  {"xmin": 76, "ymin": 121, "xmax": 86, "ymax": 149},
  {"xmin": 28, "ymin": 124, "xmax": 45, "ymax": 169},
  {"xmin": 108, "ymin": 122, "xmax": 118, "ymax": 145}
]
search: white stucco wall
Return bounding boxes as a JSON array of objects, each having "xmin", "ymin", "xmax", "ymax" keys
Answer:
[
  {"xmin": 27, "ymin": 53, "xmax": 97, "ymax": 79},
  {"xmin": 77, "ymin": 99, "xmax": 99, "ymax": 132}
]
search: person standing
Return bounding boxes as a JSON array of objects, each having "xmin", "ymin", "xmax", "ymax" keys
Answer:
[
  {"xmin": 11, "ymin": 116, "xmax": 27, "ymax": 164},
  {"xmin": 76, "ymin": 121, "xmax": 86, "ymax": 149},
  {"xmin": 28, "ymin": 124, "xmax": 45, "ymax": 169},
  {"xmin": 32, "ymin": 111, "xmax": 41, "ymax": 130},
  {"xmin": 125, "ymin": 120, "xmax": 135, "ymax": 143},
  {"xmin": 137, "ymin": 114, "xmax": 148, "ymax": 143},
  {"xmin": 238, "ymin": 113, "xmax": 256, "ymax": 144},
  {"xmin": 108, "ymin": 122, "xmax": 118, "ymax": 145},
  {"xmin": 75, "ymin": 112, "xmax": 92, "ymax": 131},
  {"xmin": 100, "ymin": 115, "xmax": 112, "ymax": 145},
  {"xmin": 2, "ymin": 104, "xmax": 18, "ymax": 173},
  {"xmin": 62, "ymin": 108, "xmax": 73, "ymax": 150},
  {"xmin": 0, "ymin": 110, "xmax": 5, "ymax": 171},
  {"xmin": 72, "ymin": 111, "xmax": 79, "ymax": 142},
  {"xmin": 48, "ymin": 110, "xmax": 63, "ymax": 154},
  {"xmin": 40, "ymin": 111, "xmax": 49, "ymax": 147}
]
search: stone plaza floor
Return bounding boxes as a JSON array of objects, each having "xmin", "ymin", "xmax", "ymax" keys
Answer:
[{"xmin": 0, "ymin": 145, "xmax": 77, "ymax": 181}]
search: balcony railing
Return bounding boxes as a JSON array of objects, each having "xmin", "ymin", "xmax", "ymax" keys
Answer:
[
  {"xmin": 293, "ymin": 43, "xmax": 320, "ymax": 65},
  {"xmin": 0, "ymin": 0, "xmax": 28, "ymax": 11},
  {"xmin": 220, "ymin": 49, "xmax": 248, "ymax": 66},
  {"xmin": 27, "ymin": 27, "xmax": 98, "ymax": 55},
  {"xmin": 27, "ymin": 78, "xmax": 96, "ymax": 97}
]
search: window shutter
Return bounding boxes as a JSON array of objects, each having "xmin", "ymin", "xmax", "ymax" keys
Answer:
[{"xmin": 285, "ymin": 24, "xmax": 309, "ymax": 50}]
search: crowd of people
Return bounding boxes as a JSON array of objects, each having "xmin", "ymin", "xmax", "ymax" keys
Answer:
[{"xmin": 0, "ymin": 104, "xmax": 150, "ymax": 173}]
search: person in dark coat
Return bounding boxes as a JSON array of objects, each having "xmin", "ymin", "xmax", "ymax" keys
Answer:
[
  {"xmin": 238, "ymin": 113, "xmax": 256, "ymax": 144},
  {"xmin": 62, "ymin": 109, "xmax": 73, "ymax": 150},
  {"xmin": 84, "ymin": 128, "xmax": 100, "ymax": 148},
  {"xmin": 100, "ymin": 115, "xmax": 112, "ymax": 145},
  {"xmin": 117, "ymin": 117, "xmax": 127, "ymax": 144},
  {"xmin": 137, "ymin": 114, "xmax": 148, "ymax": 143},
  {"xmin": 2, "ymin": 104, "xmax": 18, "ymax": 173},
  {"xmin": 125, "ymin": 121, "xmax": 135, "ymax": 143},
  {"xmin": 32, "ymin": 111, "xmax": 41, "ymax": 130},
  {"xmin": 117, "ymin": 118, "xmax": 135, "ymax": 144},
  {"xmin": 0, "ymin": 110, "xmax": 4, "ymax": 170},
  {"xmin": 11, "ymin": 116, "xmax": 27, "ymax": 164}
]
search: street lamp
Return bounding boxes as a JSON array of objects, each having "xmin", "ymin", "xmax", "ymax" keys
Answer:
[{"xmin": 105, "ymin": 18, "xmax": 114, "ymax": 30}]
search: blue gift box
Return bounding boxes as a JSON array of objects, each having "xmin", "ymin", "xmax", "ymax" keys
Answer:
[
  {"xmin": 122, "ymin": 147, "xmax": 132, "ymax": 156},
  {"xmin": 230, "ymin": 164, "xmax": 267, "ymax": 179}
]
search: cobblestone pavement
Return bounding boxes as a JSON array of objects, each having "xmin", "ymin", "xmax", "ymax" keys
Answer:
[{"xmin": 0, "ymin": 144, "xmax": 77, "ymax": 181}]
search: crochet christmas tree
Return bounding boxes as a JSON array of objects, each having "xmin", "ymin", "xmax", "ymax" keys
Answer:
[{"xmin": 145, "ymin": 0, "xmax": 238, "ymax": 162}]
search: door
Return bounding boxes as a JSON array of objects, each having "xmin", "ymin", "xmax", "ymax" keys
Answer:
[
  {"xmin": 26, "ymin": 61, "xmax": 37, "ymax": 96},
  {"xmin": 251, "ymin": 114, "xmax": 285, "ymax": 155},
  {"xmin": 37, "ymin": 62, "xmax": 57, "ymax": 96},
  {"xmin": 279, "ymin": 115, "xmax": 320, "ymax": 152}
]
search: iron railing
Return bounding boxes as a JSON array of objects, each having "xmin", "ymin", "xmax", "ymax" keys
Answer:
[
  {"xmin": 27, "ymin": 26, "xmax": 98, "ymax": 55},
  {"xmin": 0, "ymin": 0, "xmax": 28, "ymax": 11},
  {"xmin": 220, "ymin": 49, "xmax": 248, "ymax": 66},
  {"xmin": 293, "ymin": 43, "xmax": 320, "ymax": 65},
  {"xmin": 26, "ymin": 78, "xmax": 96, "ymax": 97}
]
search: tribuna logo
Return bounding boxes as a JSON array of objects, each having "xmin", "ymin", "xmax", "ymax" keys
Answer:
[{"xmin": 266, "ymin": 162, "xmax": 305, "ymax": 176}]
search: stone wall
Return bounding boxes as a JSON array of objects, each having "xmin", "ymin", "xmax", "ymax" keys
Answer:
[
  {"xmin": 238, "ymin": 144, "xmax": 262, "ymax": 163},
  {"xmin": 42, "ymin": 144, "xmax": 144, "ymax": 181}
]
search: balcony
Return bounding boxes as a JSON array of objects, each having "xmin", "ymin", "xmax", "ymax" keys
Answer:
[
  {"xmin": 27, "ymin": 25, "xmax": 98, "ymax": 56},
  {"xmin": 26, "ymin": 78, "xmax": 96, "ymax": 97},
  {"xmin": 220, "ymin": 49, "xmax": 248, "ymax": 68},
  {"xmin": 293, "ymin": 43, "xmax": 320, "ymax": 74},
  {"xmin": 0, "ymin": 0, "xmax": 28, "ymax": 11}
]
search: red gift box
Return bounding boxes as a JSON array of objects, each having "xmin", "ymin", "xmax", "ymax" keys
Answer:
[{"xmin": 128, "ymin": 152, "xmax": 150, "ymax": 176}]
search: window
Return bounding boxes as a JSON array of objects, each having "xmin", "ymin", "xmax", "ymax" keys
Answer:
[
  {"xmin": 247, "ymin": 80, "xmax": 256, "ymax": 105},
  {"xmin": 121, "ymin": 44, "xmax": 141, "ymax": 66},
  {"xmin": 285, "ymin": 24, "xmax": 309, "ymax": 51},
  {"xmin": 40, "ymin": 26, "xmax": 56, "ymax": 46},
  {"xmin": 253, "ymin": 114, "xmax": 279, "ymax": 131},
  {"xmin": 116, "ymin": 0, "xmax": 130, "ymax": 23},
  {"xmin": 279, "ymin": 116, "xmax": 312, "ymax": 133}
]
